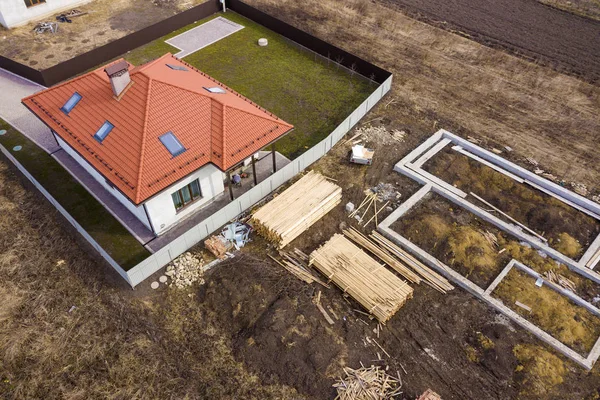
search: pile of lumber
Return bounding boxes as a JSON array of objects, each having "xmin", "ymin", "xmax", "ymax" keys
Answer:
[
  {"xmin": 349, "ymin": 191, "xmax": 389, "ymax": 228},
  {"xmin": 344, "ymin": 227, "xmax": 422, "ymax": 284},
  {"xmin": 333, "ymin": 365, "xmax": 402, "ymax": 399},
  {"xmin": 251, "ymin": 171, "xmax": 342, "ymax": 248},
  {"xmin": 310, "ymin": 234, "xmax": 413, "ymax": 323},
  {"xmin": 370, "ymin": 231, "xmax": 454, "ymax": 294}
]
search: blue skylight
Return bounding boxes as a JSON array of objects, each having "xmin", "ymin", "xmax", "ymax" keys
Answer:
[
  {"xmin": 204, "ymin": 86, "xmax": 226, "ymax": 94},
  {"xmin": 159, "ymin": 132, "xmax": 186, "ymax": 157},
  {"xmin": 60, "ymin": 92, "xmax": 82, "ymax": 114},
  {"xmin": 93, "ymin": 121, "xmax": 114, "ymax": 143},
  {"xmin": 166, "ymin": 64, "xmax": 188, "ymax": 71}
]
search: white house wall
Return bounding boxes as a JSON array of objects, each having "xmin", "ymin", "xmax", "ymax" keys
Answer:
[
  {"xmin": 53, "ymin": 133, "xmax": 152, "ymax": 230},
  {"xmin": 143, "ymin": 164, "xmax": 225, "ymax": 235},
  {"xmin": 0, "ymin": 0, "xmax": 91, "ymax": 28}
]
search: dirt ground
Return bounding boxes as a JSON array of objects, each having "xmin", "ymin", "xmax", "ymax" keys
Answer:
[
  {"xmin": 538, "ymin": 0, "xmax": 600, "ymax": 21},
  {"xmin": 0, "ymin": 0, "xmax": 205, "ymax": 69},
  {"xmin": 379, "ymin": 0, "xmax": 600, "ymax": 83},
  {"xmin": 2, "ymin": 0, "xmax": 600, "ymax": 399}
]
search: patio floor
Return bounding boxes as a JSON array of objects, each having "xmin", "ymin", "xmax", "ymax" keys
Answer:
[{"xmin": 145, "ymin": 151, "xmax": 290, "ymax": 252}]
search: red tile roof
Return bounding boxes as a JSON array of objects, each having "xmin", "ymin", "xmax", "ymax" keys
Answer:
[{"xmin": 22, "ymin": 54, "xmax": 293, "ymax": 205}]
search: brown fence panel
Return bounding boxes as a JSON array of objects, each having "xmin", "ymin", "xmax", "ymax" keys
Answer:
[
  {"xmin": 226, "ymin": 0, "xmax": 392, "ymax": 84},
  {"xmin": 0, "ymin": 55, "xmax": 44, "ymax": 84},
  {"xmin": 39, "ymin": 0, "xmax": 221, "ymax": 86}
]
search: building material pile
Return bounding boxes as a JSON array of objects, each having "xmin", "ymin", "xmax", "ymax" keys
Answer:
[
  {"xmin": 418, "ymin": 389, "xmax": 442, "ymax": 400},
  {"xmin": 165, "ymin": 252, "xmax": 205, "ymax": 288},
  {"xmin": 370, "ymin": 231, "xmax": 454, "ymax": 294},
  {"xmin": 204, "ymin": 222, "xmax": 252, "ymax": 259},
  {"xmin": 251, "ymin": 171, "xmax": 342, "ymax": 248},
  {"xmin": 333, "ymin": 365, "xmax": 403, "ymax": 399},
  {"xmin": 268, "ymin": 254, "xmax": 329, "ymax": 287},
  {"xmin": 544, "ymin": 270, "xmax": 577, "ymax": 292},
  {"xmin": 310, "ymin": 234, "xmax": 413, "ymax": 323}
]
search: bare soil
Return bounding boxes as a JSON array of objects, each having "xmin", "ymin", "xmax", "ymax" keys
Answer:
[
  {"xmin": 0, "ymin": 0, "xmax": 206, "ymax": 69},
  {"xmin": 379, "ymin": 0, "xmax": 600, "ymax": 83},
  {"xmin": 538, "ymin": 0, "xmax": 600, "ymax": 21},
  {"xmin": 2, "ymin": 0, "xmax": 600, "ymax": 398},
  {"xmin": 424, "ymin": 147, "xmax": 600, "ymax": 258}
]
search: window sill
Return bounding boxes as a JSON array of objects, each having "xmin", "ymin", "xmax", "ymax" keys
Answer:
[{"xmin": 174, "ymin": 196, "xmax": 203, "ymax": 214}]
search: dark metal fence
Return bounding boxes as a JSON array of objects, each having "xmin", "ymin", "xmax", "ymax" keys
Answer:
[{"xmin": 226, "ymin": 0, "xmax": 392, "ymax": 84}]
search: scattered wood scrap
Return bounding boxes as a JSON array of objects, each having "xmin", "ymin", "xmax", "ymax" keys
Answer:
[
  {"xmin": 310, "ymin": 234, "xmax": 413, "ymax": 323},
  {"xmin": 544, "ymin": 270, "xmax": 577, "ymax": 292},
  {"xmin": 370, "ymin": 232, "xmax": 454, "ymax": 294},
  {"xmin": 313, "ymin": 291, "xmax": 335, "ymax": 325},
  {"xmin": 333, "ymin": 365, "xmax": 403, "ymax": 400},
  {"xmin": 268, "ymin": 254, "xmax": 329, "ymax": 287},
  {"xmin": 251, "ymin": 171, "xmax": 341, "ymax": 248}
]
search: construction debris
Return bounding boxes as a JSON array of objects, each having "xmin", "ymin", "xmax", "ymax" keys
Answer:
[
  {"xmin": 313, "ymin": 291, "xmax": 335, "ymax": 325},
  {"xmin": 33, "ymin": 22, "xmax": 58, "ymax": 34},
  {"xmin": 418, "ymin": 389, "xmax": 442, "ymax": 400},
  {"xmin": 204, "ymin": 235, "xmax": 231, "ymax": 259},
  {"xmin": 544, "ymin": 270, "xmax": 577, "ymax": 292},
  {"xmin": 350, "ymin": 145, "xmax": 375, "ymax": 165},
  {"xmin": 251, "ymin": 171, "xmax": 342, "ymax": 248},
  {"xmin": 571, "ymin": 182, "xmax": 589, "ymax": 196},
  {"xmin": 333, "ymin": 365, "xmax": 403, "ymax": 399},
  {"xmin": 205, "ymin": 222, "xmax": 252, "ymax": 258},
  {"xmin": 269, "ymin": 254, "xmax": 329, "ymax": 287},
  {"xmin": 310, "ymin": 234, "xmax": 413, "ymax": 323},
  {"xmin": 165, "ymin": 252, "xmax": 205, "ymax": 288}
]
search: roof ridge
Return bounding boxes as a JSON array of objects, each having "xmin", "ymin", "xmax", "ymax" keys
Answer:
[
  {"xmin": 134, "ymin": 76, "xmax": 153, "ymax": 204},
  {"xmin": 135, "ymin": 53, "xmax": 174, "ymax": 78}
]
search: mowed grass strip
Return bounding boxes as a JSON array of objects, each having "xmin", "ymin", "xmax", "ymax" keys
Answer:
[
  {"xmin": 0, "ymin": 120, "xmax": 150, "ymax": 270},
  {"xmin": 125, "ymin": 12, "xmax": 375, "ymax": 158}
]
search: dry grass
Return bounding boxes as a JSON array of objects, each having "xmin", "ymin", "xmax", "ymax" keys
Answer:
[
  {"xmin": 0, "ymin": 159, "xmax": 299, "ymax": 399},
  {"xmin": 447, "ymin": 226, "xmax": 498, "ymax": 275},
  {"xmin": 494, "ymin": 268, "xmax": 600, "ymax": 354},
  {"xmin": 513, "ymin": 344, "xmax": 567, "ymax": 396},
  {"xmin": 245, "ymin": 0, "xmax": 600, "ymax": 188}
]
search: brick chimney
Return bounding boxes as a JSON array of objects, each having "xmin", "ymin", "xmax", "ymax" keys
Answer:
[{"xmin": 104, "ymin": 60, "xmax": 131, "ymax": 98}]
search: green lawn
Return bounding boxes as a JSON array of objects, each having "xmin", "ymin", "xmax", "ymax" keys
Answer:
[
  {"xmin": 124, "ymin": 12, "xmax": 375, "ymax": 158},
  {"xmin": 0, "ymin": 120, "xmax": 150, "ymax": 270}
]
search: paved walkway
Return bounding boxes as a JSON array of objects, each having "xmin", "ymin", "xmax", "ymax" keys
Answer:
[
  {"xmin": 0, "ymin": 69, "xmax": 59, "ymax": 153},
  {"xmin": 165, "ymin": 16, "xmax": 244, "ymax": 58}
]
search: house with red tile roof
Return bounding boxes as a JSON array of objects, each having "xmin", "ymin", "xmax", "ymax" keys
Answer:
[{"xmin": 22, "ymin": 53, "xmax": 294, "ymax": 235}]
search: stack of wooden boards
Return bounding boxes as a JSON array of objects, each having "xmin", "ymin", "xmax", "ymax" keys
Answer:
[
  {"xmin": 310, "ymin": 234, "xmax": 413, "ymax": 323},
  {"xmin": 251, "ymin": 171, "xmax": 342, "ymax": 248}
]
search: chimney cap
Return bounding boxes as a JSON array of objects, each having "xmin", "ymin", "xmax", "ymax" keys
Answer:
[{"xmin": 104, "ymin": 60, "xmax": 129, "ymax": 77}]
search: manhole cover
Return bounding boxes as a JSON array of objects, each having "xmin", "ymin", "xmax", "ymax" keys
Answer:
[
  {"xmin": 13, "ymin": 145, "xmax": 22, "ymax": 151},
  {"xmin": 0, "ymin": 129, "xmax": 6, "ymax": 135}
]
